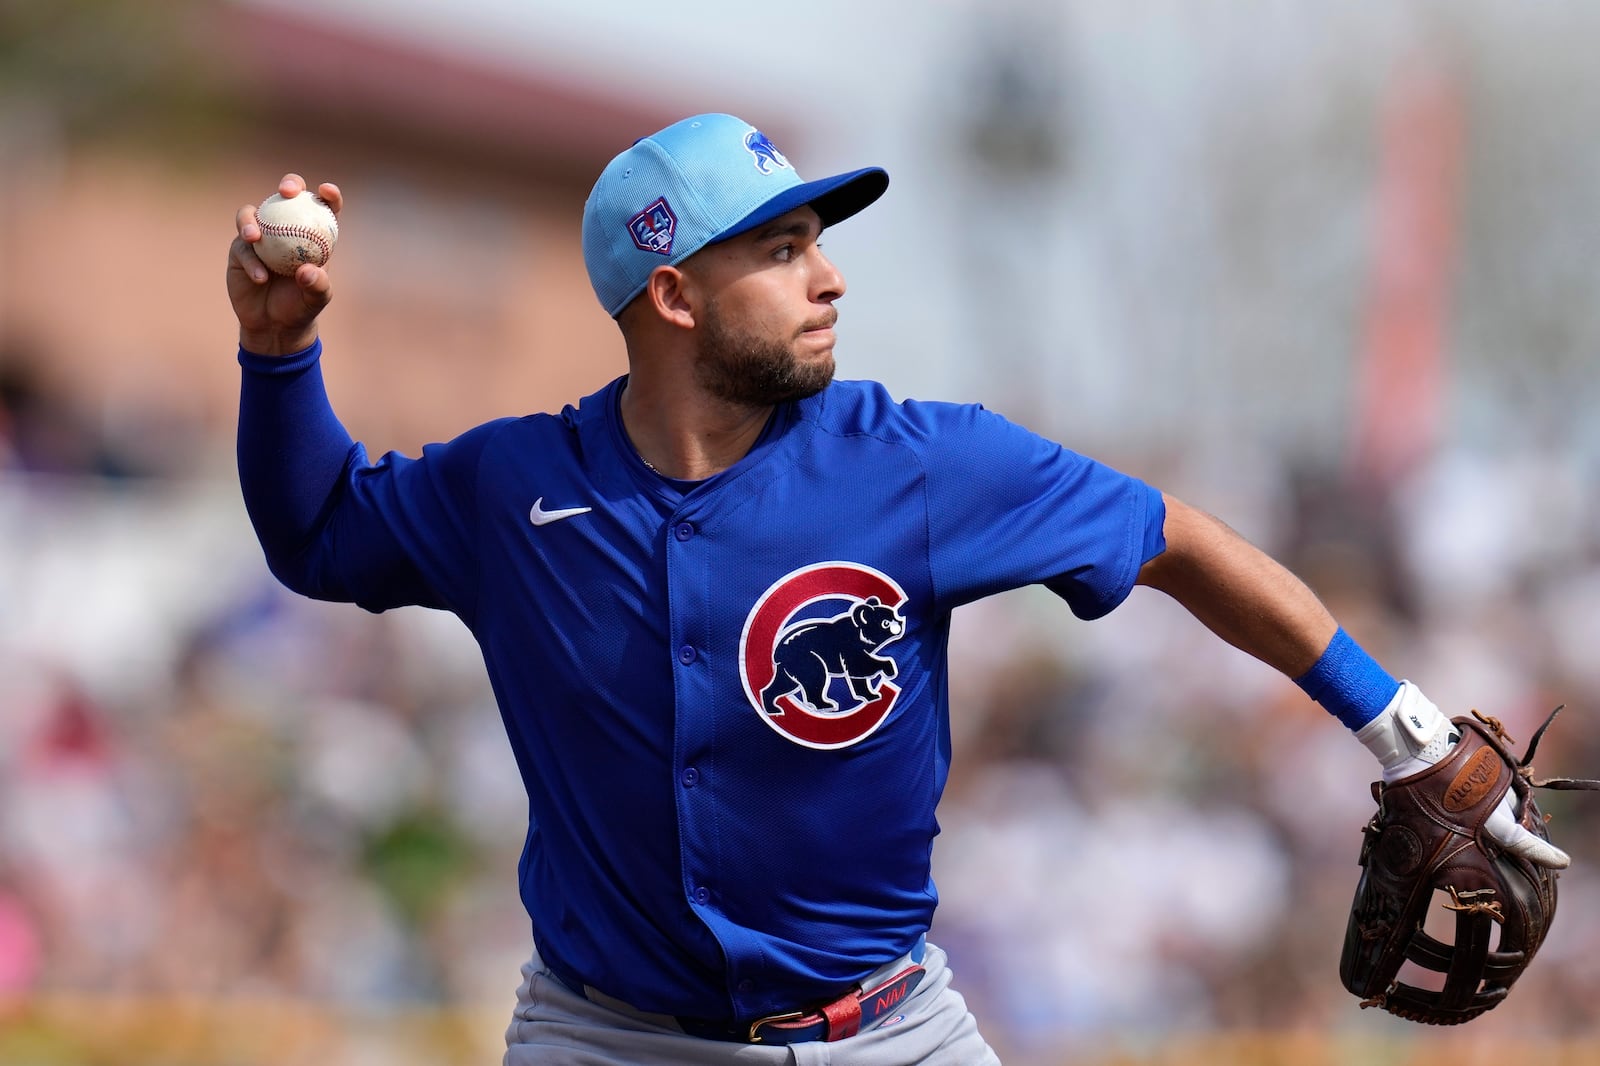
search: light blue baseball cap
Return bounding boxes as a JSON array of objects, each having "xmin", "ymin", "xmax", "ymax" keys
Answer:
[{"xmin": 582, "ymin": 113, "xmax": 889, "ymax": 317}]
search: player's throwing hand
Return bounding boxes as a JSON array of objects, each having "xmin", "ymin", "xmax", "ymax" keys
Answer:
[{"xmin": 227, "ymin": 173, "xmax": 341, "ymax": 356}]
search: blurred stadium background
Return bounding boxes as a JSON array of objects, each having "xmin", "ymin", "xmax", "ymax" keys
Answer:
[{"xmin": 4, "ymin": 1, "xmax": 1600, "ymax": 1062}]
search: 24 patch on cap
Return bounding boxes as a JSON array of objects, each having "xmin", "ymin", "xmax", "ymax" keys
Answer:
[{"xmin": 627, "ymin": 197, "xmax": 677, "ymax": 256}]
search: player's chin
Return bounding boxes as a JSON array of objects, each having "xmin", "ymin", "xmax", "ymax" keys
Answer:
[
  {"xmin": 793, "ymin": 348, "xmax": 836, "ymax": 383},
  {"xmin": 780, "ymin": 352, "xmax": 835, "ymax": 400}
]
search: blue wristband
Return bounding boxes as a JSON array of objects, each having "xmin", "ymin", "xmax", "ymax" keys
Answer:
[{"xmin": 1293, "ymin": 627, "xmax": 1400, "ymax": 731}]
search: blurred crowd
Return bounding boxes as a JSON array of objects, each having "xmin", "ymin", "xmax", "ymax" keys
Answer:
[{"xmin": 3, "ymin": 332, "xmax": 1600, "ymax": 1063}]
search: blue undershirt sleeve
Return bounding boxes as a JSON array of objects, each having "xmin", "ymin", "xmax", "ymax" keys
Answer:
[
  {"xmin": 237, "ymin": 340, "xmax": 357, "ymax": 574},
  {"xmin": 236, "ymin": 340, "xmax": 492, "ymax": 617}
]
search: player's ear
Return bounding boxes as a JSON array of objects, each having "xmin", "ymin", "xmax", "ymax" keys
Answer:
[{"xmin": 643, "ymin": 266, "xmax": 696, "ymax": 330}]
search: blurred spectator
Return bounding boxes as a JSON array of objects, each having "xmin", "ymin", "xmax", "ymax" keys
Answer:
[
  {"xmin": 0, "ymin": 335, "xmax": 206, "ymax": 482},
  {"xmin": 0, "ymin": 341, "xmax": 104, "ymax": 477},
  {"xmin": 0, "ymin": 869, "xmax": 43, "ymax": 995}
]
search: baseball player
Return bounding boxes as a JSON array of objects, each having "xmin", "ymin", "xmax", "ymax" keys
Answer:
[{"xmin": 225, "ymin": 113, "xmax": 1567, "ymax": 1064}]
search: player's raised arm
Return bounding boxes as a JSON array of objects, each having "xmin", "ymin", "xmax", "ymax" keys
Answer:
[
  {"xmin": 227, "ymin": 173, "xmax": 341, "ymax": 356},
  {"xmin": 228, "ymin": 174, "xmax": 484, "ymax": 616},
  {"xmin": 229, "ymin": 173, "xmax": 360, "ymax": 594}
]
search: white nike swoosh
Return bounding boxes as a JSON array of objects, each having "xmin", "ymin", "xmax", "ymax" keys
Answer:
[{"xmin": 529, "ymin": 497, "xmax": 593, "ymax": 526}]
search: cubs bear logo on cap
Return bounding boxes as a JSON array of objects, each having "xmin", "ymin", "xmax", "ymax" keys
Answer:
[
  {"xmin": 743, "ymin": 130, "xmax": 791, "ymax": 175},
  {"xmin": 582, "ymin": 113, "xmax": 889, "ymax": 317}
]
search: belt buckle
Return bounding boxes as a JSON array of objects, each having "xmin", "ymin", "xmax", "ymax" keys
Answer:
[
  {"xmin": 745, "ymin": 952, "xmax": 927, "ymax": 1045},
  {"xmin": 746, "ymin": 1009, "xmax": 809, "ymax": 1044}
]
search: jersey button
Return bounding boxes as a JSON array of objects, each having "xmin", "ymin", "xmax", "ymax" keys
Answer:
[
  {"xmin": 737, "ymin": 979, "xmax": 754, "ymax": 994},
  {"xmin": 681, "ymin": 767, "xmax": 699, "ymax": 788},
  {"xmin": 678, "ymin": 645, "xmax": 697, "ymax": 665},
  {"xmin": 674, "ymin": 522, "xmax": 694, "ymax": 541},
  {"xmin": 693, "ymin": 886, "xmax": 710, "ymax": 904}
]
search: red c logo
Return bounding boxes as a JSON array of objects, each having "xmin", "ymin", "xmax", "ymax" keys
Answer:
[{"xmin": 739, "ymin": 562, "xmax": 908, "ymax": 750}]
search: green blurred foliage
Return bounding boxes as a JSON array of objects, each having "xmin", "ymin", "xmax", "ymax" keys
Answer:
[
  {"xmin": 0, "ymin": 0, "xmax": 236, "ymax": 146},
  {"xmin": 360, "ymin": 805, "xmax": 482, "ymax": 930}
]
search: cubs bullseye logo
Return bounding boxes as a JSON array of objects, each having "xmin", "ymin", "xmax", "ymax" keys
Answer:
[{"xmin": 739, "ymin": 562, "xmax": 908, "ymax": 750}]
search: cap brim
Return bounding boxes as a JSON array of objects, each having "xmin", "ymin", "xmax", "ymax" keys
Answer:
[{"xmin": 709, "ymin": 167, "xmax": 888, "ymax": 245}]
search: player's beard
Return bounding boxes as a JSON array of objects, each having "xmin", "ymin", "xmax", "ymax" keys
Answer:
[{"xmin": 694, "ymin": 298, "xmax": 835, "ymax": 407}]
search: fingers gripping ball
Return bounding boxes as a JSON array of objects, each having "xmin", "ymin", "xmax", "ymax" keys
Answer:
[{"xmin": 253, "ymin": 191, "xmax": 338, "ymax": 276}]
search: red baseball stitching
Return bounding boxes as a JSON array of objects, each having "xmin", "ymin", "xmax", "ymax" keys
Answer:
[{"xmin": 254, "ymin": 201, "xmax": 335, "ymax": 263}]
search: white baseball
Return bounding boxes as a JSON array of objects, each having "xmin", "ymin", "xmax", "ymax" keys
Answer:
[{"xmin": 253, "ymin": 191, "xmax": 339, "ymax": 276}]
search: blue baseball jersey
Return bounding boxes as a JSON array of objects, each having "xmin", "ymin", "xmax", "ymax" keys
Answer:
[{"xmin": 237, "ymin": 341, "xmax": 1166, "ymax": 1022}]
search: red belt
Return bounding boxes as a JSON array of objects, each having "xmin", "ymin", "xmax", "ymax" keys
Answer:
[
  {"xmin": 733, "ymin": 963, "xmax": 926, "ymax": 1044},
  {"xmin": 548, "ymin": 946, "xmax": 927, "ymax": 1046}
]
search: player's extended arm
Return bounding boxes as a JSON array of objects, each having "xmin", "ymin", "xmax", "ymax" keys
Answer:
[
  {"xmin": 1135, "ymin": 492, "xmax": 1568, "ymax": 868},
  {"xmin": 1134, "ymin": 493, "xmax": 1335, "ymax": 678}
]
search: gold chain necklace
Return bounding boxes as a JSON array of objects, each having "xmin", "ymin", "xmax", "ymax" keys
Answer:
[
  {"xmin": 632, "ymin": 442, "xmax": 660, "ymax": 473},
  {"xmin": 623, "ymin": 424, "xmax": 659, "ymax": 472}
]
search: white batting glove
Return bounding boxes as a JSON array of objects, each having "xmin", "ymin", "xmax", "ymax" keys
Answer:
[{"xmin": 1356, "ymin": 682, "xmax": 1570, "ymax": 870}]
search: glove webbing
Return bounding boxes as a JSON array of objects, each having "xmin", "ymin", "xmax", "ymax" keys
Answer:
[{"xmin": 1346, "ymin": 704, "xmax": 1600, "ymax": 1024}]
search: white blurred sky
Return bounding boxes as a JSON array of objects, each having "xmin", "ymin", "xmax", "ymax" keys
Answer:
[
  {"xmin": 241, "ymin": 0, "xmax": 1600, "ymax": 479},
  {"xmin": 243, "ymin": 0, "xmax": 980, "ymax": 392}
]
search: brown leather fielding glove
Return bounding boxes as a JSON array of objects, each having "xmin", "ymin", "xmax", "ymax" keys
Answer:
[{"xmin": 1341, "ymin": 707, "xmax": 1600, "ymax": 1024}]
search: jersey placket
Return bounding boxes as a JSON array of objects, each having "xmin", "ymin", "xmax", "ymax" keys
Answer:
[{"xmin": 662, "ymin": 500, "xmax": 735, "ymax": 992}]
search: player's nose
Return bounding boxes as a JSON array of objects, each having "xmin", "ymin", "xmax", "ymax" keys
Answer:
[{"xmin": 811, "ymin": 246, "xmax": 845, "ymax": 303}]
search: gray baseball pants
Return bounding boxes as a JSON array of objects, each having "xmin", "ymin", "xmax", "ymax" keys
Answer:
[{"xmin": 503, "ymin": 941, "xmax": 1001, "ymax": 1065}]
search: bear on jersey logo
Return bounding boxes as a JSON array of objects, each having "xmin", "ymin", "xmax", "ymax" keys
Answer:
[{"xmin": 739, "ymin": 562, "xmax": 908, "ymax": 749}]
